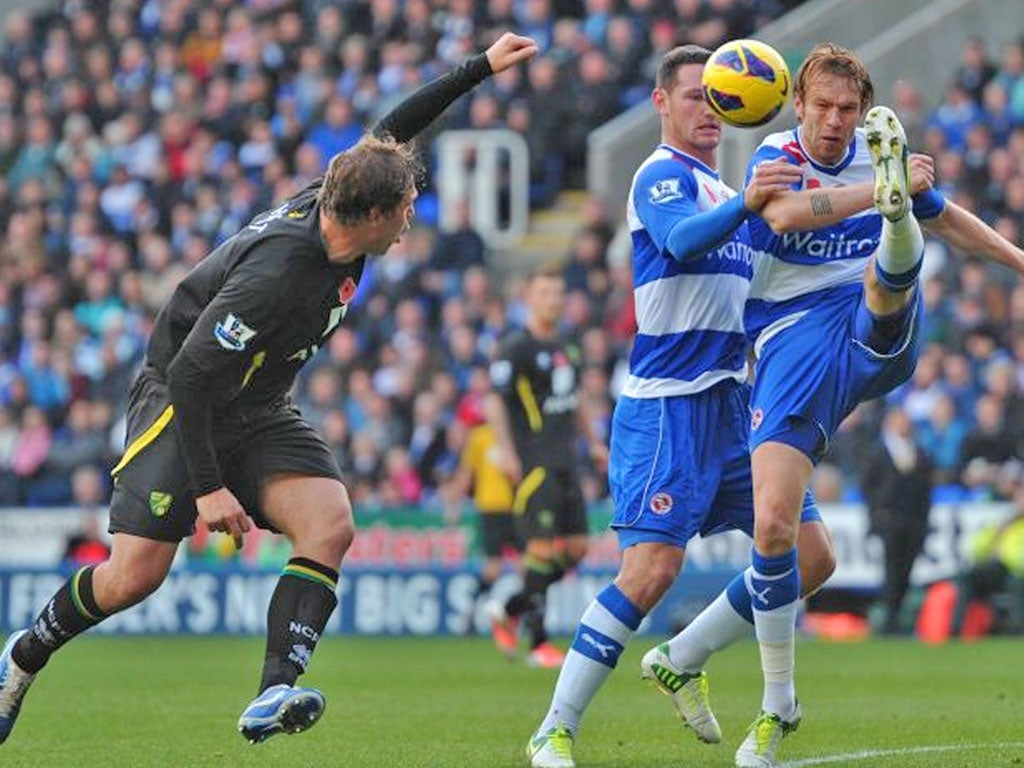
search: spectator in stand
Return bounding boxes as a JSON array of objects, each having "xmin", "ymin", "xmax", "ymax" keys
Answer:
[
  {"xmin": 928, "ymin": 82, "xmax": 984, "ymax": 152},
  {"xmin": 954, "ymin": 36, "xmax": 998, "ymax": 102},
  {"xmin": 307, "ymin": 95, "xmax": 364, "ymax": 170},
  {"xmin": 994, "ymin": 40, "xmax": 1024, "ymax": 123},
  {"xmin": 563, "ymin": 49, "xmax": 620, "ymax": 186},
  {"xmin": 984, "ymin": 357, "xmax": 1024, "ymax": 437},
  {"xmin": 860, "ymin": 407, "xmax": 934, "ymax": 634},
  {"xmin": 431, "ymin": 199, "xmax": 487, "ymax": 278},
  {"xmin": 959, "ymin": 393, "xmax": 1022, "ymax": 501},
  {"xmin": 918, "ymin": 392, "xmax": 969, "ymax": 486},
  {"xmin": 62, "ymin": 510, "xmax": 112, "ymax": 569},
  {"xmin": 952, "ymin": 485, "xmax": 1024, "ymax": 636},
  {"xmin": 10, "ymin": 406, "xmax": 52, "ymax": 504},
  {"xmin": 382, "ymin": 446, "xmax": 424, "ymax": 507},
  {"xmin": 0, "ymin": 405, "xmax": 19, "ymax": 504}
]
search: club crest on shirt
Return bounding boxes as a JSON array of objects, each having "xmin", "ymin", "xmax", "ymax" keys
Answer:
[
  {"xmin": 214, "ymin": 312, "xmax": 257, "ymax": 351},
  {"xmin": 649, "ymin": 492, "xmax": 673, "ymax": 515},
  {"xmin": 751, "ymin": 407, "xmax": 764, "ymax": 431},
  {"xmin": 648, "ymin": 178, "xmax": 682, "ymax": 204}
]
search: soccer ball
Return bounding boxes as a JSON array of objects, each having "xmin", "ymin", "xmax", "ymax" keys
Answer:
[{"xmin": 702, "ymin": 39, "xmax": 791, "ymax": 128}]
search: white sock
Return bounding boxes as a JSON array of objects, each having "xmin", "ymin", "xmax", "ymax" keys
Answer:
[
  {"xmin": 875, "ymin": 213, "xmax": 924, "ymax": 290},
  {"xmin": 748, "ymin": 551, "xmax": 800, "ymax": 720},
  {"xmin": 753, "ymin": 602, "xmax": 798, "ymax": 719},
  {"xmin": 666, "ymin": 590, "xmax": 752, "ymax": 672},
  {"xmin": 538, "ymin": 584, "xmax": 642, "ymax": 735}
]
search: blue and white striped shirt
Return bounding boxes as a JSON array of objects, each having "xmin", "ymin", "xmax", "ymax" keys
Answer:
[{"xmin": 622, "ymin": 144, "xmax": 754, "ymax": 398}]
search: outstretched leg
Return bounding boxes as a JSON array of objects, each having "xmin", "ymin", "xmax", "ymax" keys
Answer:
[{"xmin": 1, "ymin": 533, "xmax": 177, "ymax": 745}]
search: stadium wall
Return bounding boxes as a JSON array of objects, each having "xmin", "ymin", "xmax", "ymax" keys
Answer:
[{"xmin": 0, "ymin": 502, "xmax": 1010, "ymax": 636}]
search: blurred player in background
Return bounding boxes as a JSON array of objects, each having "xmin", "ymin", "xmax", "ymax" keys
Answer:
[
  {"xmin": 486, "ymin": 265, "xmax": 608, "ymax": 669},
  {"xmin": 734, "ymin": 42, "xmax": 1024, "ymax": 767},
  {"xmin": 525, "ymin": 45, "xmax": 835, "ymax": 768},
  {"xmin": 0, "ymin": 33, "xmax": 539, "ymax": 748},
  {"xmin": 443, "ymin": 399, "xmax": 522, "ymax": 631}
]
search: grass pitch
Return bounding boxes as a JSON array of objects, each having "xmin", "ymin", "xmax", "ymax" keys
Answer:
[{"xmin": 3, "ymin": 634, "xmax": 1023, "ymax": 767}]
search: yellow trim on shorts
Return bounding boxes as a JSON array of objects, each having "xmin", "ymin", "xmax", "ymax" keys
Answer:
[
  {"xmin": 110, "ymin": 405, "xmax": 175, "ymax": 477},
  {"xmin": 516, "ymin": 375, "xmax": 543, "ymax": 433},
  {"xmin": 513, "ymin": 466, "xmax": 547, "ymax": 515}
]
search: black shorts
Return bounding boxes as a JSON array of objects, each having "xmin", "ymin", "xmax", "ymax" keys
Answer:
[
  {"xmin": 513, "ymin": 465, "xmax": 588, "ymax": 541},
  {"xmin": 479, "ymin": 511, "xmax": 523, "ymax": 558},
  {"xmin": 109, "ymin": 370, "xmax": 342, "ymax": 542}
]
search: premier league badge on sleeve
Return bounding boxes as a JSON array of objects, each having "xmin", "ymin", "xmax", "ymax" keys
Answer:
[
  {"xmin": 214, "ymin": 312, "xmax": 257, "ymax": 351},
  {"xmin": 649, "ymin": 178, "xmax": 682, "ymax": 204}
]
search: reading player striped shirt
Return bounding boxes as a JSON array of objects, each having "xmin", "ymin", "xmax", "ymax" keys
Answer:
[{"xmin": 622, "ymin": 144, "xmax": 754, "ymax": 398}]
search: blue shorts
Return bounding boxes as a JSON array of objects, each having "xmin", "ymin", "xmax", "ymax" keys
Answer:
[
  {"xmin": 610, "ymin": 381, "xmax": 820, "ymax": 549},
  {"xmin": 749, "ymin": 284, "xmax": 923, "ymax": 462}
]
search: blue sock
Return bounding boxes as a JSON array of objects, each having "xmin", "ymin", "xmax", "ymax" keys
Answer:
[
  {"xmin": 749, "ymin": 547, "xmax": 800, "ymax": 719},
  {"xmin": 726, "ymin": 569, "xmax": 754, "ymax": 623}
]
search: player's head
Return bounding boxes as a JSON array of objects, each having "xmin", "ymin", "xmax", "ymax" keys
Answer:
[
  {"xmin": 525, "ymin": 264, "xmax": 566, "ymax": 332},
  {"xmin": 319, "ymin": 134, "xmax": 423, "ymax": 253},
  {"xmin": 653, "ymin": 45, "xmax": 720, "ymax": 164},
  {"xmin": 793, "ymin": 43, "xmax": 874, "ymax": 165}
]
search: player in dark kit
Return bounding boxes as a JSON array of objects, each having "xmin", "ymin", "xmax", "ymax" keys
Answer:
[
  {"xmin": 0, "ymin": 33, "xmax": 538, "ymax": 747},
  {"xmin": 486, "ymin": 267, "xmax": 608, "ymax": 668}
]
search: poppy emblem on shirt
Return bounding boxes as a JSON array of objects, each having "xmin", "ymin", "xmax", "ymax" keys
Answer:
[
  {"xmin": 649, "ymin": 492, "xmax": 673, "ymax": 515},
  {"xmin": 751, "ymin": 407, "xmax": 764, "ymax": 431},
  {"xmin": 338, "ymin": 277, "xmax": 357, "ymax": 304}
]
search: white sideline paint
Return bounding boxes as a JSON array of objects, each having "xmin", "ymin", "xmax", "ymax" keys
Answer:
[{"xmin": 778, "ymin": 742, "xmax": 1024, "ymax": 767}]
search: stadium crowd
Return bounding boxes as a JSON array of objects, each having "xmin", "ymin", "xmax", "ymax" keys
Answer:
[{"xmin": 0, "ymin": 1, "xmax": 1022, "ymax": 515}]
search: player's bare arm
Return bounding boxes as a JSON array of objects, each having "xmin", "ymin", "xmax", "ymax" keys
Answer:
[
  {"xmin": 372, "ymin": 32, "xmax": 537, "ymax": 145},
  {"xmin": 743, "ymin": 159, "xmax": 804, "ymax": 213},
  {"xmin": 484, "ymin": 392, "xmax": 522, "ymax": 485},
  {"xmin": 922, "ymin": 200, "xmax": 1024, "ymax": 277},
  {"xmin": 758, "ymin": 180, "xmax": 874, "ymax": 233},
  {"xmin": 575, "ymin": 397, "xmax": 609, "ymax": 474}
]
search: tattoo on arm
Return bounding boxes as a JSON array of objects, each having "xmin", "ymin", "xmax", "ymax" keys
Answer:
[{"xmin": 810, "ymin": 193, "xmax": 833, "ymax": 217}]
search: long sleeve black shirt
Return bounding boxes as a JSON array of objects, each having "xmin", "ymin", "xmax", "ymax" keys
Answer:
[{"xmin": 153, "ymin": 53, "xmax": 493, "ymax": 496}]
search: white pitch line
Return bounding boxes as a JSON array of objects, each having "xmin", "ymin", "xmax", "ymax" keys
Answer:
[{"xmin": 778, "ymin": 741, "xmax": 1024, "ymax": 767}]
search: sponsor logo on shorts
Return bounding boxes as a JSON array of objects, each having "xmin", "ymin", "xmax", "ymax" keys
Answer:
[
  {"xmin": 649, "ymin": 492, "xmax": 673, "ymax": 515},
  {"xmin": 751, "ymin": 407, "xmax": 764, "ymax": 431},
  {"xmin": 149, "ymin": 490, "xmax": 173, "ymax": 518}
]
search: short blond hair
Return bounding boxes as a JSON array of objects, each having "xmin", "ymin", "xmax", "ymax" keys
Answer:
[{"xmin": 795, "ymin": 43, "xmax": 874, "ymax": 112}]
